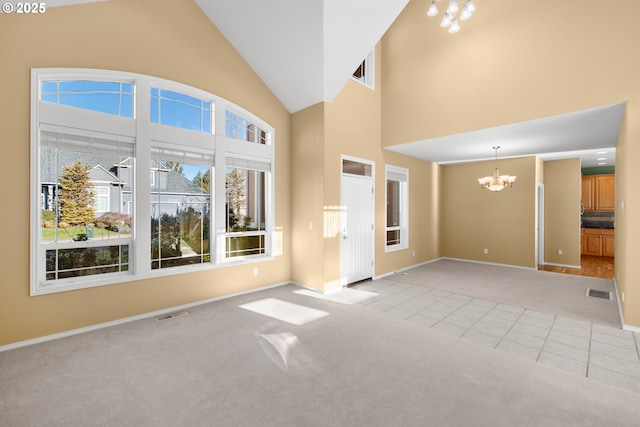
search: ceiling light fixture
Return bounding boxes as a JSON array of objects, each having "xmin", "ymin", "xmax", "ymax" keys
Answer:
[
  {"xmin": 477, "ymin": 146, "xmax": 516, "ymax": 192},
  {"xmin": 427, "ymin": 0, "xmax": 475, "ymax": 33}
]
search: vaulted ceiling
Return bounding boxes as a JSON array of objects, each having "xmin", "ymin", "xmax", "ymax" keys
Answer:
[
  {"xmin": 45, "ymin": 0, "xmax": 623, "ymax": 167},
  {"xmin": 194, "ymin": 0, "xmax": 409, "ymax": 113}
]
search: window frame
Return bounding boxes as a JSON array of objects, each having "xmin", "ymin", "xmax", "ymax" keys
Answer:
[
  {"xmin": 223, "ymin": 162, "xmax": 270, "ymax": 261},
  {"xmin": 31, "ymin": 68, "xmax": 275, "ymax": 295},
  {"xmin": 351, "ymin": 50, "xmax": 375, "ymax": 89},
  {"xmin": 385, "ymin": 165, "xmax": 409, "ymax": 252},
  {"xmin": 93, "ymin": 185, "xmax": 110, "ymax": 213}
]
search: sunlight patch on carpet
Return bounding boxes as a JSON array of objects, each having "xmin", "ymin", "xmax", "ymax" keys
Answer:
[
  {"xmin": 294, "ymin": 288, "xmax": 378, "ymax": 305},
  {"xmin": 238, "ymin": 298, "xmax": 329, "ymax": 325}
]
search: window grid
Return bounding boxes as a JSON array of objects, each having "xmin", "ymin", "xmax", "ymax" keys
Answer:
[
  {"xmin": 225, "ymin": 110, "xmax": 267, "ymax": 144},
  {"xmin": 151, "ymin": 87, "xmax": 212, "ymax": 133},
  {"xmin": 41, "ymin": 80, "xmax": 134, "ymax": 118},
  {"xmin": 32, "ymin": 69, "xmax": 274, "ymax": 295},
  {"xmin": 225, "ymin": 167, "xmax": 267, "ymax": 259}
]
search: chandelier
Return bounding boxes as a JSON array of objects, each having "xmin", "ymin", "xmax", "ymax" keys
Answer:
[
  {"xmin": 477, "ymin": 146, "xmax": 517, "ymax": 192},
  {"xmin": 427, "ymin": 0, "xmax": 476, "ymax": 33}
]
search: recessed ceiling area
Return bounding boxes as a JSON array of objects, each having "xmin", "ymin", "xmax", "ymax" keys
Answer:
[{"xmin": 385, "ymin": 103, "xmax": 625, "ymax": 168}]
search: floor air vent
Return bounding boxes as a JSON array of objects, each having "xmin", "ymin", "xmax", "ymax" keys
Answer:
[
  {"xmin": 586, "ymin": 289, "xmax": 612, "ymax": 300},
  {"xmin": 156, "ymin": 311, "xmax": 190, "ymax": 321}
]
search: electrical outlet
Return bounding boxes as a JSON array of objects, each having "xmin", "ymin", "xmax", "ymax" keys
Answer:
[
  {"xmin": 412, "ymin": 250, "xmax": 416, "ymax": 257},
  {"xmin": 483, "ymin": 248, "xmax": 489, "ymax": 254},
  {"xmin": 622, "ymin": 292, "xmax": 625, "ymax": 302},
  {"xmin": 557, "ymin": 249, "xmax": 563, "ymax": 255},
  {"xmin": 253, "ymin": 268, "xmax": 259, "ymax": 276}
]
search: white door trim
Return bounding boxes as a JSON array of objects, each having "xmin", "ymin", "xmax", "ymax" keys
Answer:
[{"xmin": 340, "ymin": 155, "xmax": 375, "ymax": 286}]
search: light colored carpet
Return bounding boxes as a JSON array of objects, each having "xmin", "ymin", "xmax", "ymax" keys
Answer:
[
  {"xmin": 1, "ymin": 283, "xmax": 639, "ymax": 426},
  {"xmin": 389, "ymin": 259, "xmax": 621, "ymax": 328}
]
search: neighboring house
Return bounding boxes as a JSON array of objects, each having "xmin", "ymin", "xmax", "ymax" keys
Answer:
[{"xmin": 40, "ymin": 149, "xmax": 208, "ymax": 220}]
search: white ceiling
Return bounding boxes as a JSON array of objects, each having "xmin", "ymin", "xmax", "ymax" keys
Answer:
[
  {"xmin": 386, "ymin": 103, "xmax": 625, "ymax": 168},
  {"xmin": 194, "ymin": 0, "xmax": 409, "ymax": 113},
  {"xmin": 47, "ymin": 1, "xmax": 624, "ymax": 167}
]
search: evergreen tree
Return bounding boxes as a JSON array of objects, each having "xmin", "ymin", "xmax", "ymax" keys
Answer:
[
  {"xmin": 59, "ymin": 159, "xmax": 95, "ymax": 226},
  {"xmin": 193, "ymin": 169, "xmax": 211, "ymax": 192}
]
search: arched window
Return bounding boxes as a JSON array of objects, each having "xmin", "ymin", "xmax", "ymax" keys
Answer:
[{"xmin": 31, "ymin": 69, "xmax": 275, "ymax": 295}]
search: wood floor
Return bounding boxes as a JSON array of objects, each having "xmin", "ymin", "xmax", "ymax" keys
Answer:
[{"xmin": 539, "ymin": 255, "xmax": 614, "ymax": 279}]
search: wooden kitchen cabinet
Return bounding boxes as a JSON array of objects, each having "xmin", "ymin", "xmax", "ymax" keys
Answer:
[
  {"xmin": 581, "ymin": 176, "xmax": 594, "ymax": 211},
  {"xmin": 603, "ymin": 232, "xmax": 615, "ymax": 257},
  {"xmin": 582, "ymin": 228, "xmax": 614, "ymax": 257},
  {"xmin": 582, "ymin": 174, "xmax": 614, "ymax": 212},
  {"xmin": 594, "ymin": 174, "xmax": 615, "ymax": 211}
]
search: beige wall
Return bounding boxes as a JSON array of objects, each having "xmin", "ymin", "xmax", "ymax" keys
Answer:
[
  {"xmin": 5, "ymin": 0, "xmax": 640, "ymax": 346},
  {"xmin": 291, "ymin": 103, "xmax": 326, "ymax": 290},
  {"xmin": 0, "ymin": 0, "xmax": 291, "ymax": 346},
  {"xmin": 291, "ymin": 44, "xmax": 441, "ymax": 293},
  {"xmin": 440, "ymin": 157, "xmax": 537, "ymax": 268},
  {"xmin": 382, "ymin": 0, "xmax": 640, "ymax": 328},
  {"xmin": 543, "ymin": 159, "xmax": 581, "ymax": 266}
]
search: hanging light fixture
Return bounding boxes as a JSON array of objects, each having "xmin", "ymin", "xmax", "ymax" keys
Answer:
[
  {"xmin": 477, "ymin": 146, "xmax": 517, "ymax": 192},
  {"xmin": 427, "ymin": 0, "xmax": 476, "ymax": 33}
]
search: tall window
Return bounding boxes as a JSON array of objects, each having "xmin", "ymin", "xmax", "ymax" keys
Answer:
[
  {"xmin": 150, "ymin": 147, "xmax": 213, "ymax": 270},
  {"xmin": 225, "ymin": 158, "xmax": 269, "ymax": 259},
  {"xmin": 39, "ymin": 130, "xmax": 133, "ymax": 283},
  {"xmin": 32, "ymin": 69, "xmax": 274, "ymax": 295},
  {"xmin": 385, "ymin": 165, "xmax": 408, "ymax": 251}
]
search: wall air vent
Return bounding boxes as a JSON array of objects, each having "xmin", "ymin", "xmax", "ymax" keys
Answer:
[{"xmin": 156, "ymin": 311, "xmax": 190, "ymax": 321}]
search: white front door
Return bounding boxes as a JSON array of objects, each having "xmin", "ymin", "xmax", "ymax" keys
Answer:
[{"xmin": 341, "ymin": 173, "xmax": 374, "ymax": 285}]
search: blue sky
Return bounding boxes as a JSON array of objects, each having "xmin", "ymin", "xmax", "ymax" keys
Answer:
[{"xmin": 42, "ymin": 80, "xmax": 258, "ymax": 181}]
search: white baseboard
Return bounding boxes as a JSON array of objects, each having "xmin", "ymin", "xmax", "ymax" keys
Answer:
[
  {"xmin": 542, "ymin": 262, "xmax": 582, "ymax": 269},
  {"xmin": 0, "ymin": 281, "xmax": 290, "ymax": 353},
  {"xmin": 442, "ymin": 257, "xmax": 538, "ymax": 271},
  {"xmin": 623, "ymin": 324, "xmax": 640, "ymax": 333},
  {"xmin": 611, "ymin": 280, "xmax": 640, "ymax": 332},
  {"xmin": 613, "ymin": 278, "xmax": 626, "ymax": 329},
  {"xmin": 373, "ymin": 257, "xmax": 445, "ymax": 280},
  {"xmin": 290, "ymin": 281, "xmax": 332, "ymax": 294}
]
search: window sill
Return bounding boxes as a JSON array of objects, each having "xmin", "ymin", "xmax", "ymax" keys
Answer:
[
  {"xmin": 32, "ymin": 255, "xmax": 275, "ymax": 296},
  {"xmin": 385, "ymin": 244, "xmax": 408, "ymax": 253}
]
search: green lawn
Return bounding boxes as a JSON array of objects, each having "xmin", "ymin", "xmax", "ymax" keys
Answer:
[{"xmin": 41, "ymin": 226, "xmax": 123, "ymax": 241}]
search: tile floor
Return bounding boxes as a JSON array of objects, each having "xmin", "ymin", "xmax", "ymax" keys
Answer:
[{"xmin": 352, "ymin": 277, "xmax": 640, "ymax": 395}]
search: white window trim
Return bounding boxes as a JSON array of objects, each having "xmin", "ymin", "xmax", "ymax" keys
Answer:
[
  {"xmin": 93, "ymin": 185, "xmax": 110, "ymax": 213},
  {"xmin": 30, "ymin": 68, "xmax": 275, "ymax": 295},
  {"xmin": 351, "ymin": 50, "xmax": 375, "ymax": 90},
  {"xmin": 385, "ymin": 165, "xmax": 409, "ymax": 253}
]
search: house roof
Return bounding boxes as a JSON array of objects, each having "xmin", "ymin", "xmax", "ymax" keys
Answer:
[
  {"xmin": 41, "ymin": 148, "xmax": 207, "ymax": 195},
  {"xmin": 40, "ymin": 147, "xmax": 128, "ymax": 185}
]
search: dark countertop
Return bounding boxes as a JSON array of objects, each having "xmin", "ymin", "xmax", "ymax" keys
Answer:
[{"xmin": 581, "ymin": 221, "xmax": 614, "ymax": 229}]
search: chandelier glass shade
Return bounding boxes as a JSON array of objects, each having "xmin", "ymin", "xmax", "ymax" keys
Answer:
[
  {"xmin": 427, "ymin": 0, "xmax": 476, "ymax": 33},
  {"xmin": 477, "ymin": 146, "xmax": 517, "ymax": 192}
]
